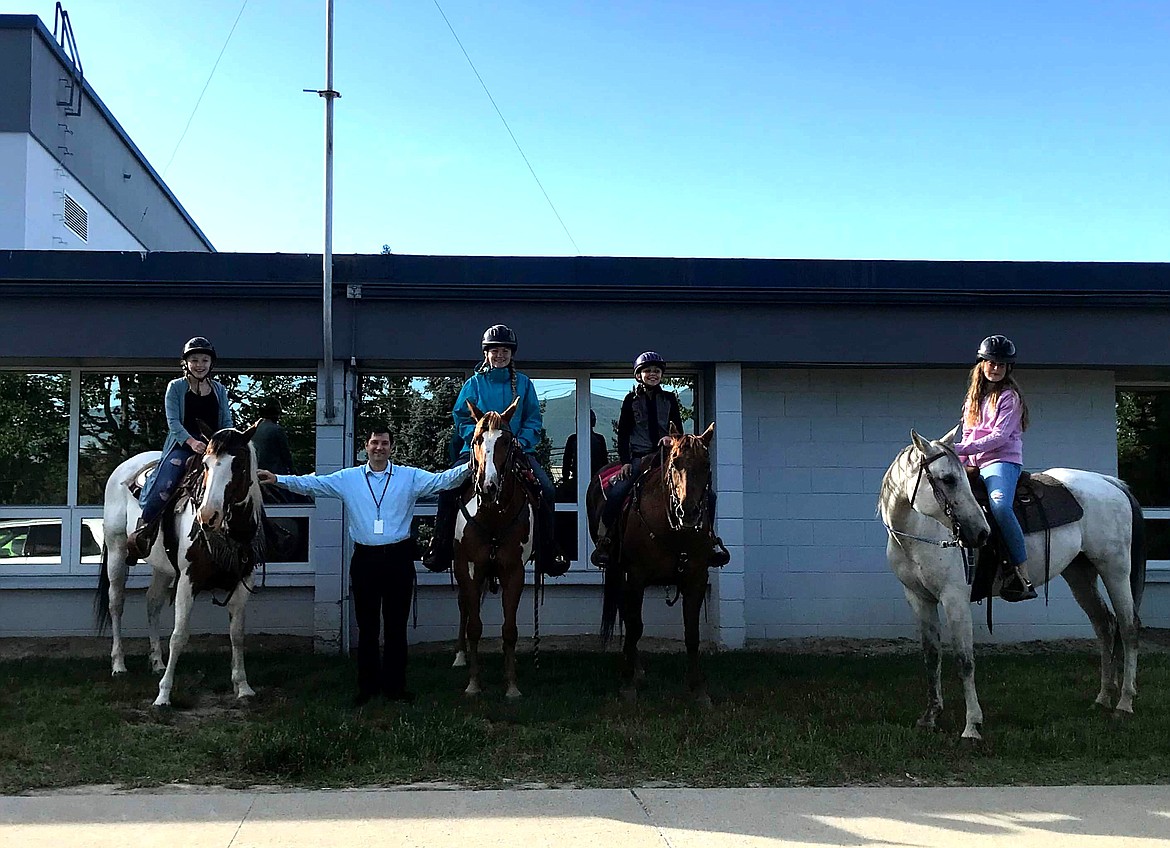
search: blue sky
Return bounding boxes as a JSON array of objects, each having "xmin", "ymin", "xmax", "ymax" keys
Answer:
[{"xmin": 23, "ymin": 1, "xmax": 1170, "ymax": 259}]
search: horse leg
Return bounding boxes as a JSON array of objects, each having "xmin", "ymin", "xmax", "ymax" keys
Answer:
[
  {"xmin": 682, "ymin": 578, "xmax": 710, "ymax": 707},
  {"xmin": 154, "ymin": 574, "xmax": 194, "ymax": 707},
  {"xmin": 106, "ymin": 538, "xmax": 131, "ymax": 675},
  {"xmin": 620, "ymin": 582, "xmax": 646, "ymax": 703},
  {"xmin": 902, "ymin": 587, "xmax": 944, "ymax": 731},
  {"xmin": 501, "ymin": 564, "xmax": 523, "ymax": 700},
  {"xmin": 1098, "ymin": 565, "xmax": 1139, "ymax": 715},
  {"xmin": 144, "ymin": 567, "xmax": 171, "ymax": 674},
  {"xmin": 1061, "ymin": 559, "xmax": 1119, "ymax": 709},
  {"xmin": 453, "ymin": 601, "xmax": 468, "ymax": 668},
  {"xmin": 938, "ymin": 585, "xmax": 983, "ymax": 740},
  {"xmin": 462, "ymin": 565, "xmax": 484, "ymax": 697},
  {"xmin": 227, "ymin": 579, "xmax": 255, "ymax": 699}
]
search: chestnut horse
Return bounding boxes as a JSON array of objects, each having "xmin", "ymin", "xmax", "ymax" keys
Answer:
[
  {"xmin": 452, "ymin": 399, "xmax": 535, "ymax": 699},
  {"xmin": 590, "ymin": 423, "xmax": 717, "ymax": 705}
]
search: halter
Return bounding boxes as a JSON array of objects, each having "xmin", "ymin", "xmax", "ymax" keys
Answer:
[{"xmin": 885, "ymin": 447, "xmax": 966, "ymax": 550}]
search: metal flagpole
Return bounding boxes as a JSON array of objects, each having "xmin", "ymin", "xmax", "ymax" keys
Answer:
[{"xmin": 317, "ymin": 0, "xmax": 341, "ymax": 421}]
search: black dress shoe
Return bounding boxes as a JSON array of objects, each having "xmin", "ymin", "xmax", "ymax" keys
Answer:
[{"xmin": 384, "ymin": 690, "xmax": 416, "ymax": 704}]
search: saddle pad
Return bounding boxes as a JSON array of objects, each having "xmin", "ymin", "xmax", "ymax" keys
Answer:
[{"xmin": 597, "ymin": 462, "xmax": 625, "ymax": 493}]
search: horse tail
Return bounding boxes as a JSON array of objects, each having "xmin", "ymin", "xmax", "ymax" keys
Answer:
[
  {"xmin": 600, "ymin": 558, "xmax": 624, "ymax": 644},
  {"xmin": 94, "ymin": 543, "xmax": 111, "ymax": 634},
  {"xmin": 1106, "ymin": 476, "xmax": 1146, "ymax": 627}
]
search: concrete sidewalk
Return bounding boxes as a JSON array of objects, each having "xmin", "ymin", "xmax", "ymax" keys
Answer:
[{"xmin": 2, "ymin": 785, "xmax": 1169, "ymax": 847}]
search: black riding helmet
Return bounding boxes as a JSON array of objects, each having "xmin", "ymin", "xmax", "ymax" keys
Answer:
[
  {"xmin": 633, "ymin": 351, "xmax": 667, "ymax": 377},
  {"xmin": 182, "ymin": 336, "xmax": 217, "ymax": 362},
  {"xmin": 481, "ymin": 324, "xmax": 518, "ymax": 351},
  {"xmin": 977, "ymin": 335, "xmax": 1016, "ymax": 364}
]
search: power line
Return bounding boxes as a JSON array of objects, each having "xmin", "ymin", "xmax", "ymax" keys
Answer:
[
  {"xmin": 162, "ymin": 0, "xmax": 250, "ymax": 179},
  {"xmin": 432, "ymin": 0, "xmax": 581, "ymax": 255}
]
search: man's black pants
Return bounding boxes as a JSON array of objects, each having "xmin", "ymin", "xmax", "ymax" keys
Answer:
[{"xmin": 351, "ymin": 539, "xmax": 415, "ymax": 698}]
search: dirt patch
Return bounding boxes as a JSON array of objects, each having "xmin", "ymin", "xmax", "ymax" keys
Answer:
[
  {"xmin": 4, "ymin": 630, "xmax": 1168, "ymax": 660},
  {"xmin": 0, "ymin": 633, "xmax": 312, "ymax": 661}
]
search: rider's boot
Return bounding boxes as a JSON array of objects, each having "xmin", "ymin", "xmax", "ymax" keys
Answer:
[
  {"xmin": 536, "ymin": 498, "xmax": 569, "ymax": 577},
  {"xmin": 422, "ymin": 490, "xmax": 457, "ymax": 573},
  {"xmin": 590, "ymin": 521, "xmax": 613, "ymax": 569},
  {"xmin": 125, "ymin": 515, "xmax": 161, "ymax": 560},
  {"xmin": 708, "ymin": 533, "xmax": 731, "ymax": 567},
  {"xmin": 1000, "ymin": 563, "xmax": 1038, "ymax": 602}
]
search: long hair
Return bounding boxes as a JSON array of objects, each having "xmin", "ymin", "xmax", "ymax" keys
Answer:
[{"xmin": 963, "ymin": 363, "xmax": 1030, "ymax": 431}]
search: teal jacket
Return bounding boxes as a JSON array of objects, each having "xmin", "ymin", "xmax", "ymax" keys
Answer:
[
  {"xmin": 452, "ymin": 367, "xmax": 541, "ymax": 457},
  {"xmin": 139, "ymin": 378, "xmax": 233, "ymax": 505}
]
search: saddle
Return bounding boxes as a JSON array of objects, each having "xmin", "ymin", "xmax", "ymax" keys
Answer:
[{"xmin": 967, "ymin": 470, "xmax": 1083, "ymax": 604}]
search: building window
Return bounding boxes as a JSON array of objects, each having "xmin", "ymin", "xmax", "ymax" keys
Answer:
[
  {"xmin": 0, "ymin": 372, "xmax": 70, "ymax": 506},
  {"xmin": 1117, "ymin": 388, "xmax": 1170, "ymax": 565}
]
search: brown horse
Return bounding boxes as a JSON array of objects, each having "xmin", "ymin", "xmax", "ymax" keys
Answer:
[
  {"xmin": 452, "ymin": 399, "xmax": 535, "ymax": 699},
  {"xmin": 589, "ymin": 422, "xmax": 718, "ymax": 705}
]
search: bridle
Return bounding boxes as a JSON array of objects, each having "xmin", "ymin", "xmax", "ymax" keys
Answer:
[
  {"xmin": 661, "ymin": 438, "xmax": 711, "ymax": 533},
  {"xmin": 886, "ymin": 446, "xmax": 967, "ymax": 549},
  {"xmin": 471, "ymin": 426, "xmax": 521, "ymax": 508}
]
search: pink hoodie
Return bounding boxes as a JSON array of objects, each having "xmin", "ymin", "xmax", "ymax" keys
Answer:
[{"xmin": 955, "ymin": 388, "xmax": 1024, "ymax": 467}]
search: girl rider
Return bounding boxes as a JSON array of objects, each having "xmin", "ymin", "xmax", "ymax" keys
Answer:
[
  {"xmin": 423, "ymin": 324, "xmax": 568, "ymax": 577},
  {"xmin": 955, "ymin": 334, "xmax": 1036, "ymax": 602},
  {"xmin": 126, "ymin": 337, "xmax": 233, "ymax": 558},
  {"xmin": 590, "ymin": 351, "xmax": 730, "ymax": 569}
]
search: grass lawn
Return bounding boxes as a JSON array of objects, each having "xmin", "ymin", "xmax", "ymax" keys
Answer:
[{"xmin": 1, "ymin": 645, "xmax": 1167, "ymax": 792}]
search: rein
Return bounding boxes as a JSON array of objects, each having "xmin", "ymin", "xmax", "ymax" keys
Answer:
[
  {"xmin": 187, "ymin": 451, "xmax": 265, "ymax": 606},
  {"xmin": 463, "ymin": 438, "xmax": 530, "ymax": 564},
  {"xmin": 884, "ymin": 449, "xmax": 967, "ymax": 551}
]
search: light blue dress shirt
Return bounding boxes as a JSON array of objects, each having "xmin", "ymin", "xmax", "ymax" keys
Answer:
[{"xmin": 275, "ymin": 462, "xmax": 470, "ymax": 546}]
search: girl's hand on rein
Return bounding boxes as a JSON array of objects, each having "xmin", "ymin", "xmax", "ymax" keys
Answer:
[{"xmin": 187, "ymin": 438, "xmax": 207, "ymax": 454}]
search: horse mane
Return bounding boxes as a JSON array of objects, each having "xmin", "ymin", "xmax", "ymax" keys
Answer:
[{"xmin": 878, "ymin": 445, "xmax": 916, "ymax": 516}]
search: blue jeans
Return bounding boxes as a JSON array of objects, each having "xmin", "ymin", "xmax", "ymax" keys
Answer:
[
  {"xmin": 141, "ymin": 444, "xmax": 194, "ymax": 524},
  {"xmin": 981, "ymin": 461, "xmax": 1026, "ymax": 566}
]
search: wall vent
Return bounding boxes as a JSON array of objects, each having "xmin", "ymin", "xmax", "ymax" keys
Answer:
[{"xmin": 63, "ymin": 192, "xmax": 88, "ymax": 242}]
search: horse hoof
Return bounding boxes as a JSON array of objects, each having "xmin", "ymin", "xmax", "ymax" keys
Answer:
[
  {"xmin": 464, "ymin": 684, "xmax": 481, "ymax": 697},
  {"xmin": 111, "ymin": 667, "xmax": 127, "ymax": 677},
  {"xmin": 505, "ymin": 687, "xmax": 522, "ymax": 700},
  {"xmin": 453, "ymin": 652, "xmax": 467, "ymax": 668},
  {"xmin": 151, "ymin": 698, "xmax": 171, "ymax": 709},
  {"xmin": 960, "ymin": 726, "xmax": 983, "ymax": 743},
  {"xmin": 236, "ymin": 687, "xmax": 256, "ymax": 700},
  {"xmin": 1112, "ymin": 708, "xmax": 1134, "ymax": 722},
  {"xmin": 693, "ymin": 692, "xmax": 713, "ymax": 709}
]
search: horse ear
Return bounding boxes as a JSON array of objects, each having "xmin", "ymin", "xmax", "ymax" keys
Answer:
[
  {"xmin": 501, "ymin": 397, "xmax": 521, "ymax": 424},
  {"xmin": 197, "ymin": 419, "xmax": 215, "ymax": 441},
  {"xmin": 669, "ymin": 421, "xmax": 681, "ymax": 438},
  {"xmin": 698, "ymin": 423, "xmax": 715, "ymax": 446},
  {"xmin": 909, "ymin": 428, "xmax": 930, "ymax": 455},
  {"xmin": 241, "ymin": 420, "xmax": 261, "ymax": 442},
  {"xmin": 939, "ymin": 424, "xmax": 960, "ymax": 446},
  {"xmin": 467, "ymin": 401, "xmax": 484, "ymax": 422}
]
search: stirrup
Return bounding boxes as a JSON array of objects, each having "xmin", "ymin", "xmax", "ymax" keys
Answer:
[
  {"xmin": 590, "ymin": 537, "xmax": 612, "ymax": 569},
  {"xmin": 1000, "ymin": 565, "xmax": 1038, "ymax": 602},
  {"xmin": 421, "ymin": 544, "xmax": 451, "ymax": 573},
  {"xmin": 539, "ymin": 554, "xmax": 570, "ymax": 578}
]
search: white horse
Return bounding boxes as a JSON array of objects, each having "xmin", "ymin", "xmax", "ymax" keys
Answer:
[
  {"xmin": 95, "ymin": 425, "xmax": 264, "ymax": 707},
  {"xmin": 880, "ymin": 429, "xmax": 1146, "ymax": 740}
]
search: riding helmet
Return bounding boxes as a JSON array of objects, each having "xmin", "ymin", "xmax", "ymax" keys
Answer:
[
  {"xmin": 481, "ymin": 324, "xmax": 518, "ymax": 351},
  {"xmin": 633, "ymin": 351, "xmax": 667, "ymax": 377},
  {"xmin": 182, "ymin": 336, "xmax": 217, "ymax": 362},
  {"xmin": 976, "ymin": 335, "xmax": 1016, "ymax": 364}
]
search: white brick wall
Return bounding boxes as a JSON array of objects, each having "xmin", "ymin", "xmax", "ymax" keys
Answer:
[{"xmin": 743, "ymin": 367, "xmax": 1120, "ymax": 642}]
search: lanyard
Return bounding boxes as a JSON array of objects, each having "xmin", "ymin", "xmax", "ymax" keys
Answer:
[{"xmin": 365, "ymin": 467, "xmax": 392, "ymax": 518}]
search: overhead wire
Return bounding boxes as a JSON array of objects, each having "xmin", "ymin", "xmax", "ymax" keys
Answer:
[
  {"xmin": 162, "ymin": 0, "xmax": 250, "ymax": 179},
  {"xmin": 431, "ymin": 0, "xmax": 581, "ymax": 255}
]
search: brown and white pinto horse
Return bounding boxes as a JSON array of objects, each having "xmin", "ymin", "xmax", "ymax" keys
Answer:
[
  {"xmin": 590, "ymin": 423, "xmax": 718, "ymax": 705},
  {"xmin": 96, "ymin": 425, "xmax": 265, "ymax": 707},
  {"xmin": 452, "ymin": 399, "xmax": 535, "ymax": 699}
]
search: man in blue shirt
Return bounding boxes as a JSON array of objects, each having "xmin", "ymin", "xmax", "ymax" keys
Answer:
[{"xmin": 258, "ymin": 425, "xmax": 470, "ymax": 706}]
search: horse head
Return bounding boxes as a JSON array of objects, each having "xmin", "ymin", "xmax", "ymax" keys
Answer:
[
  {"xmin": 468, "ymin": 398, "xmax": 520, "ymax": 503},
  {"xmin": 663, "ymin": 422, "xmax": 715, "ymax": 531},
  {"xmin": 198, "ymin": 422, "xmax": 260, "ymax": 530},
  {"xmin": 906, "ymin": 428, "xmax": 989, "ymax": 548}
]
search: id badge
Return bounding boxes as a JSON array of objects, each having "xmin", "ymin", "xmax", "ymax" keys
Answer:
[{"xmin": 373, "ymin": 519, "xmax": 385, "ymax": 535}]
